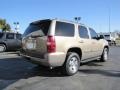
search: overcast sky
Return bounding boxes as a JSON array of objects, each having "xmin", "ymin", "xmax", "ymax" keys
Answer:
[{"xmin": 0, "ymin": 0, "xmax": 120, "ymax": 33}]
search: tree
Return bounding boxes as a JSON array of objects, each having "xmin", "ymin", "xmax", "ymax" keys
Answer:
[
  {"xmin": 0, "ymin": 18, "xmax": 11, "ymax": 32},
  {"xmin": 2, "ymin": 24, "xmax": 11, "ymax": 32}
]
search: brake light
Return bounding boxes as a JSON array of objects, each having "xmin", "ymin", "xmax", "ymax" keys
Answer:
[{"xmin": 47, "ymin": 36, "xmax": 56, "ymax": 53}]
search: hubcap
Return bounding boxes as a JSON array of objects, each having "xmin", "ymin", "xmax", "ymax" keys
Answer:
[
  {"xmin": 0, "ymin": 45, "xmax": 5, "ymax": 52},
  {"xmin": 68, "ymin": 56, "xmax": 79, "ymax": 74}
]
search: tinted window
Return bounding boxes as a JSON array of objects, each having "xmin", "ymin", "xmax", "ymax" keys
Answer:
[
  {"xmin": 16, "ymin": 34, "xmax": 22, "ymax": 40},
  {"xmin": 0, "ymin": 33, "xmax": 4, "ymax": 38},
  {"xmin": 78, "ymin": 26, "xmax": 89, "ymax": 38},
  {"xmin": 55, "ymin": 21, "xmax": 74, "ymax": 36},
  {"xmin": 89, "ymin": 28, "xmax": 98, "ymax": 39},
  {"xmin": 23, "ymin": 20, "xmax": 51, "ymax": 36},
  {"xmin": 6, "ymin": 33, "xmax": 14, "ymax": 39}
]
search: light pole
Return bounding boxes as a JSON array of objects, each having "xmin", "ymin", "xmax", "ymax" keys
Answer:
[
  {"xmin": 108, "ymin": 8, "xmax": 111, "ymax": 34},
  {"xmin": 13, "ymin": 22, "xmax": 19, "ymax": 33},
  {"xmin": 74, "ymin": 17, "xmax": 81, "ymax": 23}
]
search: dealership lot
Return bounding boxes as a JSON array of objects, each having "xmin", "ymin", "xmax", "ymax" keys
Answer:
[{"xmin": 0, "ymin": 46, "xmax": 120, "ymax": 90}]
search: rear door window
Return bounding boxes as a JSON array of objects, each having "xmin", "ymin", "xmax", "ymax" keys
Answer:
[
  {"xmin": 78, "ymin": 26, "xmax": 89, "ymax": 39},
  {"xmin": 23, "ymin": 20, "xmax": 51, "ymax": 36},
  {"xmin": 55, "ymin": 21, "xmax": 74, "ymax": 36},
  {"xmin": 6, "ymin": 33, "xmax": 14, "ymax": 39},
  {"xmin": 89, "ymin": 28, "xmax": 98, "ymax": 39}
]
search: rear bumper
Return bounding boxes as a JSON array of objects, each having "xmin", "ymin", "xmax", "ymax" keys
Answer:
[{"xmin": 20, "ymin": 52, "xmax": 66, "ymax": 67}]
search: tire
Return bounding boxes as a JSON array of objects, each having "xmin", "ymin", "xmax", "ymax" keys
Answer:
[
  {"xmin": 0, "ymin": 44, "xmax": 6, "ymax": 52},
  {"xmin": 63, "ymin": 52, "xmax": 80, "ymax": 76},
  {"xmin": 100, "ymin": 48, "xmax": 108, "ymax": 62}
]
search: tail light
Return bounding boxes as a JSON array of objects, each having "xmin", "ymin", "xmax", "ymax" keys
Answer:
[{"xmin": 47, "ymin": 36, "xmax": 56, "ymax": 53}]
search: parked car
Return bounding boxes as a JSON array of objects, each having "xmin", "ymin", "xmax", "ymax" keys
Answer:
[
  {"xmin": 21, "ymin": 19, "xmax": 109, "ymax": 75},
  {"xmin": 99, "ymin": 33, "xmax": 116, "ymax": 45},
  {"xmin": 0, "ymin": 32, "xmax": 22, "ymax": 52}
]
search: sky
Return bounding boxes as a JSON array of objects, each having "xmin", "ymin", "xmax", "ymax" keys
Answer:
[{"xmin": 0, "ymin": 0, "xmax": 120, "ymax": 34}]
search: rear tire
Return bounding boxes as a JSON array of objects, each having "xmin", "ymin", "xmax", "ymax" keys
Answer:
[
  {"xmin": 100, "ymin": 48, "xmax": 108, "ymax": 62},
  {"xmin": 63, "ymin": 52, "xmax": 80, "ymax": 76},
  {"xmin": 0, "ymin": 44, "xmax": 6, "ymax": 52}
]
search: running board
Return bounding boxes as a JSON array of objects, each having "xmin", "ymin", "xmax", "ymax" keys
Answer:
[{"xmin": 81, "ymin": 56, "xmax": 100, "ymax": 63}]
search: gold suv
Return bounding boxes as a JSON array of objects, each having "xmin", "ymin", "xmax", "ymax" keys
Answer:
[{"xmin": 21, "ymin": 19, "xmax": 109, "ymax": 75}]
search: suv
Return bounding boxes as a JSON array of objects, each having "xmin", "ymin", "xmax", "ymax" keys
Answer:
[
  {"xmin": 0, "ymin": 32, "xmax": 22, "ymax": 52},
  {"xmin": 21, "ymin": 19, "xmax": 109, "ymax": 75}
]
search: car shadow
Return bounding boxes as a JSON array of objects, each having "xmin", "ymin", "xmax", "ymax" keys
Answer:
[
  {"xmin": 79, "ymin": 60, "xmax": 120, "ymax": 77},
  {"xmin": 0, "ymin": 57, "xmax": 120, "ymax": 80},
  {"xmin": 0, "ymin": 57, "xmax": 65, "ymax": 80}
]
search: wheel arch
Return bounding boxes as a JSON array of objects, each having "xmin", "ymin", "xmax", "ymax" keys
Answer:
[
  {"xmin": 104, "ymin": 45, "xmax": 109, "ymax": 52},
  {"xmin": 66, "ymin": 47, "xmax": 82, "ymax": 60}
]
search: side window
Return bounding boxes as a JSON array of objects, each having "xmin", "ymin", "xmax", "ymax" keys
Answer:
[
  {"xmin": 78, "ymin": 26, "xmax": 89, "ymax": 39},
  {"xmin": 6, "ymin": 33, "xmax": 14, "ymax": 39},
  {"xmin": 89, "ymin": 28, "xmax": 98, "ymax": 39},
  {"xmin": 16, "ymin": 34, "xmax": 22, "ymax": 40},
  {"xmin": 55, "ymin": 21, "xmax": 74, "ymax": 36}
]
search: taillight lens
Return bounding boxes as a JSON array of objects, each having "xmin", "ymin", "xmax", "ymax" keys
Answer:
[{"xmin": 47, "ymin": 36, "xmax": 56, "ymax": 53}]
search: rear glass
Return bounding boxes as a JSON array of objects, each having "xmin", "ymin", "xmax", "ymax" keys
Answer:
[
  {"xmin": 23, "ymin": 20, "xmax": 51, "ymax": 36},
  {"xmin": 0, "ymin": 33, "xmax": 4, "ymax": 38}
]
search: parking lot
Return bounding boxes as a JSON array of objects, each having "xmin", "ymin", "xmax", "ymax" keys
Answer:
[{"xmin": 0, "ymin": 46, "xmax": 120, "ymax": 90}]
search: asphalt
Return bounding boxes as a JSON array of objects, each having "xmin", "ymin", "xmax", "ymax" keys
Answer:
[{"xmin": 0, "ymin": 46, "xmax": 120, "ymax": 90}]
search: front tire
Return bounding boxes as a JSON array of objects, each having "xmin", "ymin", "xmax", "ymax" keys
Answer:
[
  {"xmin": 100, "ymin": 48, "xmax": 108, "ymax": 62},
  {"xmin": 63, "ymin": 52, "xmax": 80, "ymax": 76}
]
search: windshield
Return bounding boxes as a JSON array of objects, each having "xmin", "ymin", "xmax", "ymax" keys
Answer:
[{"xmin": 23, "ymin": 20, "xmax": 51, "ymax": 36}]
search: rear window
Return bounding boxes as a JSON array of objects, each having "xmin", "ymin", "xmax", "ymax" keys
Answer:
[
  {"xmin": 23, "ymin": 20, "xmax": 51, "ymax": 36},
  {"xmin": 0, "ymin": 33, "xmax": 4, "ymax": 38},
  {"xmin": 55, "ymin": 21, "xmax": 74, "ymax": 36}
]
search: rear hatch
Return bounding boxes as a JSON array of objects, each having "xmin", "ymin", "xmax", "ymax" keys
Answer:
[{"xmin": 22, "ymin": 20, "xmax": 51, "ymax": 59}]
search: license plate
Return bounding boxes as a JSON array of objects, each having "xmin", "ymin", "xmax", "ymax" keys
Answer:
[{"xmin": 26, "ymin": 40, "xmax": 36, "ymax": 49}]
